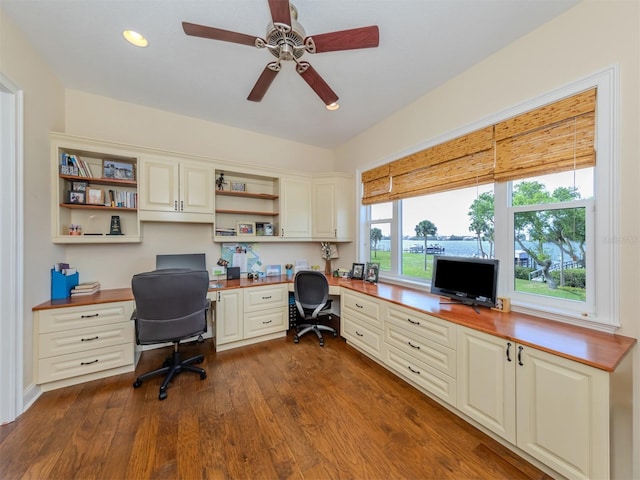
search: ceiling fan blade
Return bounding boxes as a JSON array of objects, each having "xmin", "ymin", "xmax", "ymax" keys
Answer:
[
  {"xmin": 296, "ymin": 62, "xmax": 339, "ymax": 106},
  {"xmin": 182, "ymin": 22, "xmax": 259, "ymax": 47},
  {"xmin": 306, "ymin": 26, "xmax": 379, "ymax": 53},
  {"xmin": 247, "ymin": 63, "xmax": 280, "ymax": 102},
  {"xmin": 268, "ymin": 0, "xmax": 291, "ymax": 27}
]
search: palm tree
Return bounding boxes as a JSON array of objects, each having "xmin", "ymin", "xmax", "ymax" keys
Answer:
[
  {"xmin": 370, "ymin": 227, "xmax": 383, "ymax": 258},
  {"xmin": 415, "ymin": 220, "xmax": 437, "ymax": 269}
]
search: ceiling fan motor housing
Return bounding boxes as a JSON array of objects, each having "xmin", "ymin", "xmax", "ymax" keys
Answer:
[{"xmin": 265, "ymin": 15, "xmax": 306, "ymax": 61}]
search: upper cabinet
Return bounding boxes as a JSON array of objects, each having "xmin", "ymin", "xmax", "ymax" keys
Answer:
[
  {"xmin": 278, "ymin": 176, "xmax": 312, "ymax": 239},
  {"xmin": 138, "ymin": 155, "xmax": 215, "ymax": 223},
  {"xmin": 312, "ymin": 175, "xmax": 353, "ymax": 241},
  {"xmin": 51, "ymin": 133, "xmax": 141, "ymax": 244}
]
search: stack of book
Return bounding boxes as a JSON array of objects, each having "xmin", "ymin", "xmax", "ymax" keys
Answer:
[
  {"xmin": 215, "ymin": 227, "xmax": 236, "ymax": 236},
  {"xmin": 71, "ymin": 281, "xmax": 101, "ymax": 296}
]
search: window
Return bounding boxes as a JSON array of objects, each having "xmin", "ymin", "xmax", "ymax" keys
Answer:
[{"xmin": 361, "ymin": 69, "xmax": 617, "ymax": 331}]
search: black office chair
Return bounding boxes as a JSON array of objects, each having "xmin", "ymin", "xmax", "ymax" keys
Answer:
[
  {"xmin": 293, "ymin": 270, "xmax": 337, "ymax": 347},
  {"xmin": 131, "ymin": 268, "xmax": 209, "ymax": 400}
]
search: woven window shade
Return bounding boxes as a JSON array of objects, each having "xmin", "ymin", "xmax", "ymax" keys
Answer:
[
  {"xmin": 362, "ymin": 164, "xmax": 391, "ymax": 205},
  {"xmin": 494, "ymin": 88, "xmax": 596, "ymax": 182}
]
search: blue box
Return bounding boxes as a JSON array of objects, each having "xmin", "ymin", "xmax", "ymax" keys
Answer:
[{"xmin": 51, "ymin": 269, "xmax": 79, "ymax": 300}]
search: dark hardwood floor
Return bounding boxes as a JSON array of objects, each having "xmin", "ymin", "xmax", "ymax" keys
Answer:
[{"xmin": 0, "ymin": 330, "xmax": 553, "ymax": 479}]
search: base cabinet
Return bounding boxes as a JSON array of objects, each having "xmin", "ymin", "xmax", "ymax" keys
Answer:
[
  {"xmin": 341, "ymin": 290, "xmax": 383, "ymax": 359},
  {"xmin": 457, "ymin": 326, "xmax": 609, "ymax": 480}
]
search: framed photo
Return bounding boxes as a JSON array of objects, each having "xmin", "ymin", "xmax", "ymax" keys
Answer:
[
  {"xmin": 365, "ymin": 262, "xmax": 380, "ymax": 283},
  {"xmin": 236, "ymin": 222, "xmax": 255, "ymax": 236},
  {"xmin": 71, "ymin": 181, "xmax": 87, "ymax": 192},
  {"xmin": 87, "ymin": 187, "xmax": 104, "ymax": 205},
  {"xmin": 256, "ymin": 222, "xmax": 274, "ymax": 236},
  {"xmin": 231, "ymin": 182, "xmax": 246, "ymax": 192},
  {"xmin": 102, "ymin": 160, "xmax": 135, "ymax": 180},
  {"xmin": 350, "ymin": 263, "xmax": 365, "ymax": 280},
  {"xmin": 67, "ymin": 190, "xmax": 85, "ymax": 204}
]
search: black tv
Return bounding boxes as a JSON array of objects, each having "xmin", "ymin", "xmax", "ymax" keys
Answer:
[
  {"xmin": 156, "ymin": 253, "xmax": 206, "ymax": 271},
  {"xmin": 430, "ymin": 255, "xmax": 499, "ymax": 309}
]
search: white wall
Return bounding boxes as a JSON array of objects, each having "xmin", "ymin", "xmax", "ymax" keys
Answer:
[
  {"xmin": 336, "ymin": 1, "xmax": 640, "ymax": 477},
  {"xmin": 0, "ymin": 9, "xmax": 65, "ymax": 401}
]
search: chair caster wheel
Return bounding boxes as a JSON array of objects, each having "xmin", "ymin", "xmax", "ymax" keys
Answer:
[
  {"xmin": 133, "ymin": 380, "xmax": 142, "ymax": 388},
  {"xmin": 319, "ymin": 340, "xmax": 325, "ymax": 347},
  {"xmin": 294, "ymin": 336, "xmax": 300, "ymax": 343},
  {"xmin": 200, "ymin": 371, "xmax": 207, "ymax": 380},
  {"xmin": 333, "ymin": 331, "xmax": 338, "ymax": 337},
  {"xmin": 159, "ymin": 390, "xmax": 167, "ymax": 401}
]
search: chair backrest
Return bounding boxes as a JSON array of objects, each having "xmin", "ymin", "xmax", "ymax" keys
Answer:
[
  {"xmin": 294, "ymin": 270, "xmax": 329, "ymax": 319},
  {"xmin": 132, "ymin": 268, "xmax": 209, "ymax": 344}
]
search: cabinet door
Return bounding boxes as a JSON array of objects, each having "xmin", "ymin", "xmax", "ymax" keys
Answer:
[
  {"xmin": 457, "ymin": 326, "xmax": 516, "ymax": 443},
  {"xmin": 215, "ymin": 289, "xmax": 243, "ymax": 347},
  {"xmin": 279, "ymin": 176, "xmax": 312, "ymax": 238},
  {"xmin": 516, "ymin": 346, "xmax": 609, "ymax": 480},
  {"xmin": 312, "ymin": 180, "xmax": 337, "ymax": 239},
  {"xmin": 139, "ymin": 156, "xmax": 179, "ymax": 212},
  {"xmin": 180, "ymin": 161, "xmax": 215, "ymax": 214}
]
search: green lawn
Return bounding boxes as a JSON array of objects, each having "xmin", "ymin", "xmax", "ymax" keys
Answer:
[{"xmin": 369, "ymin": 250, "xmax": 586, "ymax": 301}]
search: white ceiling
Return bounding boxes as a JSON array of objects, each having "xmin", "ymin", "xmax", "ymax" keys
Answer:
[{"xmin": 1, "ymin": 0, "xmax": 579, "ymax": 149}]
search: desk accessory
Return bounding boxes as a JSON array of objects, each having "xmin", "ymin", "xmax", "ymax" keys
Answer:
[
  {"xmin": 226, "ymin": 267, "xmax": 240, "ymax": 280},
  {"xmin": 109, "ymin": 215, "xmax": 122, "ymax": 235},
  {"xmin": 51, "ymin": 268, "xmax": 79, "ymax": 300}
]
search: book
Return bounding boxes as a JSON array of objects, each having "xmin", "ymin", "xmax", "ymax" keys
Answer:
[
  {"xmin": 73, "ymin": 281, "xmax": 100, "ymax": 290},
  {"xmin": 71, "ymin": 288, "xmax": 100, "ymax": 296}
]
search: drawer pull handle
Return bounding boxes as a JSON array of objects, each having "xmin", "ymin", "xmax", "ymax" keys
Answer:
[
  {"xmin": 355, "ymin": 330, "xmax": 364, "ymax": 337},
  {"xmin": 81, "ymin": 359, "xmax": 99, "ymax": 366},
  {"xmin": 262, "ymin": 320, "xmax": 273, "ymax": 324},
  {"xmin": 408, "ymin": 341, "xmax": 420, "ymax": 350},
  {"xmin": 81, "ymin": 313, "xmax": 99, "ymax": 318},
  {"xmin": 355, "ymin": 303, "xmax": 363, "ymax": 309},
  {"xmin": 262, "ymin": 296, "xmax": 272, "ymax": 300},
  {"xmin": 506, "ymin": 342, "xmax": 512, "ymax": 362},
  {"xmin": 408, "ymin": 366, "xmax": 421, "ymax": 375},
  {"xmin": 407, "ymin": 318, "xmax": 420, "ymax": 325},
  {"xmin": 81, "ymin": 336, "xmax": 99, "ymax": 342}
]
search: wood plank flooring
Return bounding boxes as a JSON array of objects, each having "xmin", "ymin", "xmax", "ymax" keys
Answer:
[{"xmin": 0, "ymin": 331, "xmax": 553, "ymax": 479}]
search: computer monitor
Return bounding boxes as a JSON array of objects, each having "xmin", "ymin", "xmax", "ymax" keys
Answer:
[{"xmin": 155, "ymin": 253, "xmax": 207, "ymax": 271}]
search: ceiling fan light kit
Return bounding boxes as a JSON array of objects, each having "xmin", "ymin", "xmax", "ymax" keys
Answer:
[{"xmin": 182, "ymin": 0, "xmax": 379, "ymax": 107}]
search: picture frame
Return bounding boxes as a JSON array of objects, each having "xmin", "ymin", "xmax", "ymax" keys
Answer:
[
  {"xmin": 236, "ymin": 222, "xmax": 255, "ymax": 236},
  {"xmin": 255, "ymin": 222, "xmax": 274, "ymax": 236},
  {"xmin": 102, "ymin": 159, "xmax": 135, "ymax": 180},
  {"xmin": 365, "ymin": 262, "xmax": 380, "ymax": 283},
  {"xmin": 350, "ymin": 263, "xmax": 365, "ymax": 280},
  {"xmin": 67, "ymin": 190, "xmax": 85, "ymax": 204},
  {"xmin": 71, "ymin": 181, "xmax": 88, "ymax": 192},
  {"xmin": 230, "ymin": 182, "xmax": 246, "ymax": 192},
  {"xmin": 87, "ymin": 187, "xmax": 104, "ymax": 205}
]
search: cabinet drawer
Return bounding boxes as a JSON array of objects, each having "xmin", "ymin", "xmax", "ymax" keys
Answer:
[
  {"xmin": 39, "ymin": 321, "xmax": 133, "ymax": 359},
  {"xmin": 37, "ymin": 301, "xmax": 134, "ymax": 333},
  {"xmin": 38, "ymin": 343, "xmax": 134, "ymax": 384},
  {"xmin": 385, "ymin": 322, "xmax": 456, "ymax": 378},
  {"xmin": 384, "ymin": 344, "xmax": 457, "ymax": 406},
  {"xmin": 342, "ymin": 314, "xmax": 383, "ymax": 359},
  {"xmin": 386, "ymin": 303, "xmax": 456, "ymax": 349},
  {"xmin": 245, "ymin": 307, "xmax": 287, "ymax": 338},
  {"xmin": 342, "ymin": 291, "xmax": 381, "ymax": 328},
  {"xmin": 244, "ymin": 284, "xmax": 288, "ymax": 312}
]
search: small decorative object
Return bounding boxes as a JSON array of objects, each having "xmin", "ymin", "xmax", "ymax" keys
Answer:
[
  {"xmin": 266, "ymin": 265, "xmax": 281, "ymax": 277},
  {"xmin": 67, "ymin": 190, "xmax": 85, "ymax": 204},
  {"xmin": 87, "ymin": 187, "xmax": 104, "ymax": 205},
  {"xmin": 230, "ymin": 182, "xmax": 246, "ymax": 192},
  {"xmin": 216, "ymin": 172, "xmax": 226, "ymax": 190},
  {"xmin": 320, "ymin": 242, "xmax": 335, "ymax": 275},
  {"xmin": 236, "ymin": 222, "xmax": 255, "ymax": 236},
  {"xmin": 492, "ymin": 297, "xmax": 511, "ymax": 313},
  {"xmin": 71, "ymin": 181, "xmax": 88, "ymax": 192},
  {"xmin": 350, "ymin": 263, "xmax": 365, "ymax": 280},
  {"xmin": 109, "ymin": 215, "xmax": 122, "ymax": 235},
  {"xmin": 102, "ymin": 160, "xmax": 134, "ymax": 180},
  {"xmin": 365, "ymin": 262, "xmax": 380, "ymax": 283},
  {"xmin": 285, "ymin": 263, "xmax": 294, "ymax": 279},
  {"xmin": 217, "ymin": 258, "xmax": 229, "ymax": 267},
  {"xmin": 69, "ymin": 224, "xmax": 82, "ymax": 236}
]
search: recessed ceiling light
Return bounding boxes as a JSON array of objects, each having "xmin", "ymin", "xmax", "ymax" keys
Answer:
[
  {"xmin": 326, "ymin": 102, "xmax": 339, "ymax": 111},
  {"xmin": 123, "ymin": 30, "xmax": 148, "ymax": 47}
]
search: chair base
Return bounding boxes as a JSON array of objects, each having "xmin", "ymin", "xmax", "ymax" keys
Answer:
[
  {"xmin": 294, "ymin": 323, "xmax": 338, "ymax": 347},
  {"xmin": 133, "ymin": 344, "xmax": 206, "ymax": 400}
]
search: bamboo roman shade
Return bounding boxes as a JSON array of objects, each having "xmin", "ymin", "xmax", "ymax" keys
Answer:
[{"xmin": 362, "ymin": 88, "xmax": 597, "ymax": 205}]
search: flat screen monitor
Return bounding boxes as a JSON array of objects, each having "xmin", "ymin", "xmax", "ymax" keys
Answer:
[
  {"xmin": 156, "ymin": 253, "xmax": 206, "ymax": 271},
  {"xmin": 430, "ymin": 255, "xmax": 499, "ymax": 309}
]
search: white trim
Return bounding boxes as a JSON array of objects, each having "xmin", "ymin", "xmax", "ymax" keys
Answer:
[{"xmin": 0, "ymin": 73, "xmax": 24, "ymax": 424}]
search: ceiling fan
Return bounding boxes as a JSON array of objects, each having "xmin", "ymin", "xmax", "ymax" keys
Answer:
[{"xmin": 182, "ymin": 0, "xmax": 379, "ymax": 107}]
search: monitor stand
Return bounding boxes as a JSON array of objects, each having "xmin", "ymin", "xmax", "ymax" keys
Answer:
[{"xmin": 439, "ymin": 300, "xmax": 481, "ymax": 314}]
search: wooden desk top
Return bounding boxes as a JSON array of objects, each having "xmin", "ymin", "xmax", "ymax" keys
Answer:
[{"xmin": 33, "ymin": 275, "xmax": 636, "ymax": 372}]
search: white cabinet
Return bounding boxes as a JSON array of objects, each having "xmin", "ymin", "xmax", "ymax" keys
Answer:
[
  {"xmin": 139, "ymin": 155, "xmax": 215, "ymax": 223},
  {"xmin": 278, "ymin": 176, "xmax": 312, "ymax": 238},
  {"xmin": 215, "ymin": 284, "xmax": 288, "ymax": 351},
  {"xmin": 311, "ymin": 176, "xmax": 353, "ymax": 241},
  {"xmin": 457, "ymin": 326, "xmax": 609, "ymax": 480},
  {"xmin": 341, "ymin": 290, "xmax": 384, "ymax": 359},
  {"xmin": 34, "ymin": 301, "xmax": 136, "ymax": 391}
]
